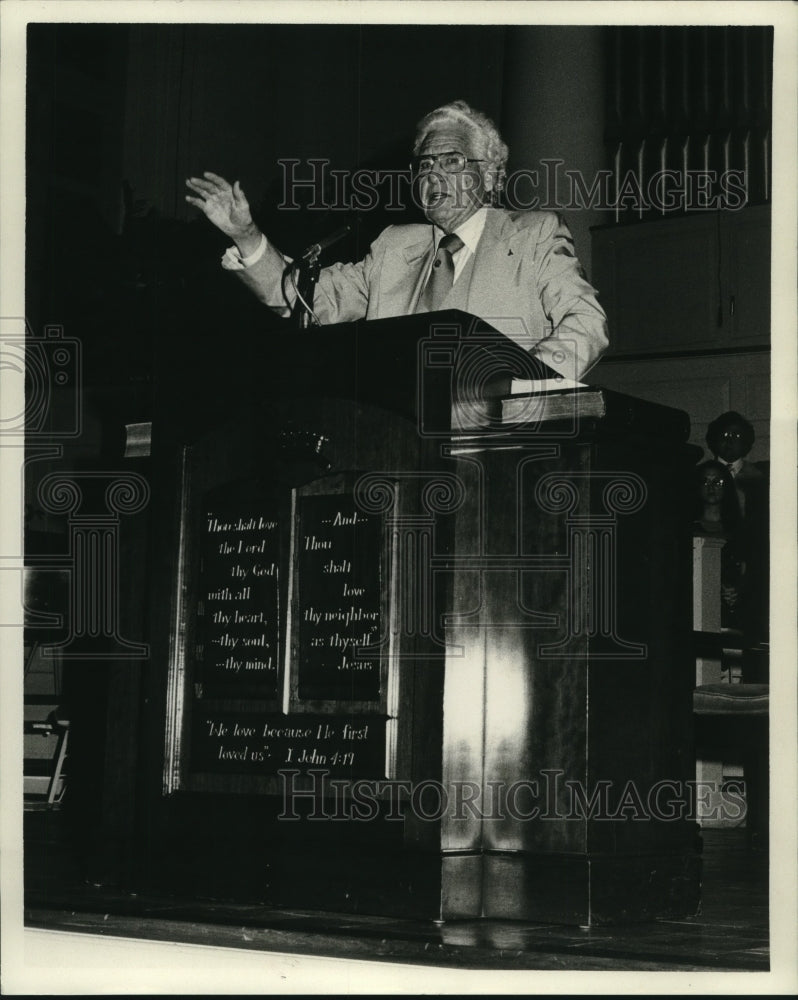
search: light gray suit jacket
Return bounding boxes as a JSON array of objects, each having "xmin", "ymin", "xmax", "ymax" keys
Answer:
[{"xmin": 233, "ymin": 208, "xmax": 608, "ymax": 378}]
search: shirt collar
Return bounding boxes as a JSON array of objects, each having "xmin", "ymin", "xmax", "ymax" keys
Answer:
[
  {"xmin": 433, "ymin": 205, "xmax": 488, "ymax": 254},
  {"xmin": 719, "ymin": 457, "xmax": 744, "ymax": 477}
]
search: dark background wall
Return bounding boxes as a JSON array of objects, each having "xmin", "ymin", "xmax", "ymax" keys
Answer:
[
  {"xmin": 122, "ymin": 24, "xmax": 508, "ymax": 228},
  {"xmin": 26, "ymin": 23, "xmax": 521, "ymax": 407}
]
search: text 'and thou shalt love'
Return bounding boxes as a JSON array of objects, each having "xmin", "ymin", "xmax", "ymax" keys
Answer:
[{"xmin": 297, "ymin": 500, "xmax": 382, "ymax": 682}]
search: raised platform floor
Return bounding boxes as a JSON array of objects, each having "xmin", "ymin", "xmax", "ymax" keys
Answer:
[{"xmin": 22, "ymin": 812, "xmax": 768, "ymax": 973}]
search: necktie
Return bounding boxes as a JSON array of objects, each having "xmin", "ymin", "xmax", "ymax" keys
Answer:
[{"xmin": 416, "ymin": 233, "xmax": 464, "ymax": 313}]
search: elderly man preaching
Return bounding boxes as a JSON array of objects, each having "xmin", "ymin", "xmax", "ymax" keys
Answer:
[{"xmin": 186, "ymin": 100, "xmax": 608, "ymax": 379}]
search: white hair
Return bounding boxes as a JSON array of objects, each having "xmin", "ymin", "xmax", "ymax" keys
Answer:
[{"xmin": 413, "ymin": 100, "xmax": 509, "ymax": 195}]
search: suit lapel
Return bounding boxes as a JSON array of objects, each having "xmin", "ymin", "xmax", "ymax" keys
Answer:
[
  {"xmin": 464, "ymin": 208, "xmax": 522, "ymax": 313},
  {"xmin": 399, "ymin": 234, "xmax": 435, "ymax": 313},
  {"xmin": 380, "ymin": 210, "xmax": 526, "ymax": 318}
]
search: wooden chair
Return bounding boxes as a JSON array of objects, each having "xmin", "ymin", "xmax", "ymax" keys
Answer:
[{"xmin": 24, "ymin": 640, "xmax": 70, "ymax": 810}]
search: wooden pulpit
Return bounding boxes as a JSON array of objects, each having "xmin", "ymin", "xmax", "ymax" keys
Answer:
[{"xmin": 142, "ymin": 310, "xmax": 701, "ymax": 925}]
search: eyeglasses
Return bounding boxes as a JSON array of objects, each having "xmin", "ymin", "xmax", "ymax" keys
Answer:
[{"xmin": 410, "ymin": 151, "xmax": 485, "ymax": 175}]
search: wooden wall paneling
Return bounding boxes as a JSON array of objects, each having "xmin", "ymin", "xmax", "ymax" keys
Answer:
[
  {"xmin": 589, "ymin": 352, "xmax": 770, "ymax": 461},
  {"xmin": 593, "ymin": 214, "xmax": 720, "ymax": 355},
  {"xmin": 592, "ymin": 208, "xmax": 771, "ymax": 358},
  {"xmin": 726, "ymin": 206, "xmax": 772, "ymax": 345}
]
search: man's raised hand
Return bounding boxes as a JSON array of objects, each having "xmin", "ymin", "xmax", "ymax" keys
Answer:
[{"xmin": 186, "ymin": 172, "xmax": 261, "ymax": 255}]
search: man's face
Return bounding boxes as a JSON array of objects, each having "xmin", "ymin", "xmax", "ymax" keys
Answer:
[
  {"xmin": 714, "ymin": 421, "xmax": 749, "ymax": 463},
  {"xmin": 414, "ymin": 124, "xmax": 490, "ymax": 233}
]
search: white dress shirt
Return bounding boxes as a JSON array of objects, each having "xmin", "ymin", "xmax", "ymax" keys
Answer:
[
  {"xmin": 222, "ymin": 233, "xmax": 269, "ymax": 271},
  {"xmin": 719, "ymin": 458, "xmax": 744, "ymax": 478},
  {"xmin": 428, "ymin": 205, "xmax": 488, "ymax": 283}
]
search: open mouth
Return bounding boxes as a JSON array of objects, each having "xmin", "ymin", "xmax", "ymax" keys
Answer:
[
  {"xmin": 424, "ymin": 192, "xmax": 448, "ymax": 209},
  {"xmin": 419, "ymin": 179, "xmax": 448, "ymax": 209}
]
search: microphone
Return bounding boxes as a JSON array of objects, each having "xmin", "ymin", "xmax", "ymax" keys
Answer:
[{"xmin": 299, "ymin": 217, "xmax": 357, "ymax": 262}]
